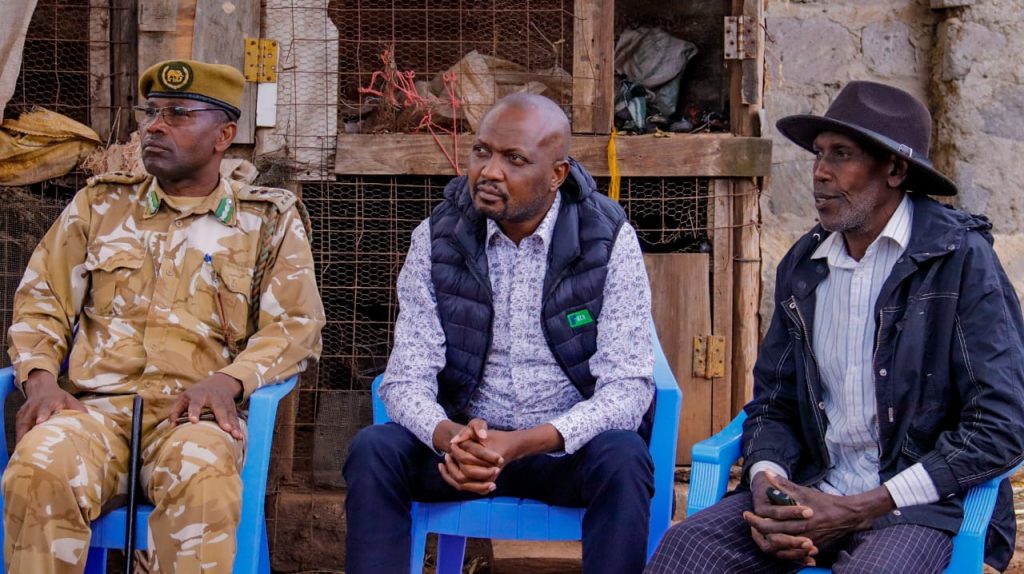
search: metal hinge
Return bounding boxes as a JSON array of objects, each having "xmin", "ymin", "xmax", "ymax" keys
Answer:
[
  {"xmin": 692, "ymin": 335, "xmax": 727, "ymax": 379},
  {"xmin": 243, "ymin": 38, "xmax": 279, "ymax": 83},
  {"xmin": 724, "ymin": 16, "xmax": 757, "ymax": 60}
]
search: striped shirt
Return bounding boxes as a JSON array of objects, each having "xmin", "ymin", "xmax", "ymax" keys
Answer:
[{"xmin": 752, "ymin": 194, "xmax": 939, "ymax": 508}]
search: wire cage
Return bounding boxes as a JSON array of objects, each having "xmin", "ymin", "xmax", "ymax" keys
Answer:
[
  {"xmin": 7, "ymin": 0, "xmax": 127, "ymax": 140},
  {"xmin": 328, "ymin": 0, "xmax": 575, "ymax": 134}
]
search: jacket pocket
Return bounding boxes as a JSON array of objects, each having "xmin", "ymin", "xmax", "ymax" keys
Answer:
[
  {"xmin": 84, "ymin": 244, "xmax": 146, "ymax": 316},
  {"xmin": 209, "ymin": 256, "xmax": 253, "ymax": 342}
]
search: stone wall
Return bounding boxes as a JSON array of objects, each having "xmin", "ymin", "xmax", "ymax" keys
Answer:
[{"xmin": 760, "ymin": 0, "xmax": 1024, "ymax": 328}]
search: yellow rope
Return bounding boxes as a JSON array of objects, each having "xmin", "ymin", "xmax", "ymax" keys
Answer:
[{"xmin": 607, "ymin": 128, "xmax": 620, "ymax": 202}]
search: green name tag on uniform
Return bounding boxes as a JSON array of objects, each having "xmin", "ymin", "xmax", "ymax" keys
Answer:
[{"xmin": 567, "ymin": 309, "xmax": 594, "ymax": 329}]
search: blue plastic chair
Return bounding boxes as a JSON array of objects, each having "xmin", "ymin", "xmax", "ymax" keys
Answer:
[
  {"xmin": 0, "ymin": 366, "xmax": 297, "ymax": 574},
  {"xmin": 687, "ymin": 410, "xmax": 1022, "ymax": 574},
  {"xmin": 370, "ymin": 320, "xmax": 682, "ymax": 573}
]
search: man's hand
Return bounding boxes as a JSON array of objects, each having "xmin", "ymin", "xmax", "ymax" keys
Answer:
[
  {"xmin": 16, "ymin": 369, "xmax": 87, "ymax": 443},
  {"xmin": 435, "ymin": 419, "xmax": 503, "ymax": 494},
  {"xmin": 433, "ymin": 419, "xmax": 563, "ymax": 495},
  {"xmin": 744, "ymin": 473, "xmax": 894, "ymax": 552},
  {"xmin": 745, "ymin": 471, "xmax": 818, "ymax": 565},
  {"xmin": 168, "ymin": 373, "xmax": 244, "ymax": 440}
]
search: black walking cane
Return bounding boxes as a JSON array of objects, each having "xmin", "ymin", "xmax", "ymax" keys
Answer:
[{"xmin": 125, "ymin": 395, "xmax": 144, "ymax": 574}]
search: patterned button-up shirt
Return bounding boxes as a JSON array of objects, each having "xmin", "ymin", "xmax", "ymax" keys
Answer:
[
  {"xmin": 380, "ymin": 194, "xmax": 654, "ymax": 454},
  {"xmin": 8, "ymin": 173, "xmax": 325, "ymax": 400}
]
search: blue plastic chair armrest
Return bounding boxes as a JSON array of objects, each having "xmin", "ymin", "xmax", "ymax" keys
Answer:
[
  {"xmin": 687, "ymin": 411, "xmax": 746, "ymax": 517},
  {"xmin": 235, "ymin": 375, "xmax": 298, "ymax": 574},
  {"xmin": 0, "ymin": 367, "xmax": 17, "ymax": 474},
  {"xmin": 647, "ymin": 320, "xmax": 682, "ymax": 558},
  {"xmin": 371, "ymin": 374, "xmax": 390, "ymax": 425},
  {"xmin": 945, "ymin": 460, "xmax": 1023, "ymax": 574}
]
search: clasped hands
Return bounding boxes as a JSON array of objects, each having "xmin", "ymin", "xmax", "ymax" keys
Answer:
[
  {"xmin": 433, "ymin": 418, "xmax": 521, "ymax": 495},
  {"xmin": 743, "ymin": 470, "xmax": 890, "ymax": 567}
]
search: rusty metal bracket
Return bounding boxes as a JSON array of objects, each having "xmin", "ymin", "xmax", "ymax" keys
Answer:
[
  {"xmin": 244, "ymin": 38, "xmax": 279, "ymax": 83},
  {"xmin": 724, "ymin": 16, "xmax": 757, "ymax": 60}
]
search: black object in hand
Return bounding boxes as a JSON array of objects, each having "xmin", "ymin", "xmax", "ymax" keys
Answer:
[{"xmin": 766, "ymin": 486, "xmax": 797, "ymax": 506}]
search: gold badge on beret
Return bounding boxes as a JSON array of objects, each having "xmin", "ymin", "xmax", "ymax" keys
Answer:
[{"xmin": 158, "ymin": 61, "xmax": 194, "ymax": 92}]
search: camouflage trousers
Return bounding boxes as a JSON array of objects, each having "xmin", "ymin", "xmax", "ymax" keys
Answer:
[{"xmin": 1, "ymin": 393, "xmax": 246, "ymax": 574}]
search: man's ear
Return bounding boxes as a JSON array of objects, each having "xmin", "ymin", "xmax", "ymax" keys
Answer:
[
  {"xmin": 550, "ymin": 159, "xmax": 570, "ymax": 192},
  {"xmin": 214, "ymin": 121, "xmax": 237, "ymax": 153},
  {"xmin": 887, "ymin": 157, "xmax": 909, "ymax": 189}
]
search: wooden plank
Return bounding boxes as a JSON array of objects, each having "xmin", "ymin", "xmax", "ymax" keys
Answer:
[
  {"xmin": 138, "ymin": 32, "xmax": 176, "ymax": 77},
  {"xmin": 645, "ymin": 253, "xmax": 711, "ymax": 465},
  {"xmin": 192, "ymin": 0, "xmax": 258, "ymax": 144},
  {"xmin": 175, "ymin": 0, "xmax": 196, "ymax": 59},
  {"xmin": 138, "ymin": 0, "xmax": 178, "ymax": 32},
  {"xmin": 710, "ymin": 179, "xmax": 734, "ymax": 433},
  {"xmin": 571, "ymin": 0, "xmax": 614, "ymax": 134},
  {"xmin": 137, "ymin": 0, "xmax": 178, "ymax": 77},
  {"xmin": 334, "ymin": 133, "xmax": 772, "ymax": 177},
  {"xmin": 88, "ymin": 0, "xmax": 112, "ymax": 142},
  {"xmin": 110, "ymin": 0, "xmax": 137, "ymax": 142},
  {"xmin": 732, "ymin": 178, "xmax": 761, "ymax": 415}
]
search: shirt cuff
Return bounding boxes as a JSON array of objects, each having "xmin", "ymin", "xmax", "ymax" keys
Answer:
[
  {"xmin": 884, "ymin": 462, "xmax": 941, "ymax": 508},
  {"xmin": 13, "ymin": 357, "xmax": 60, "ymax": 394},
  {"xmin": 217, "ymin": 363, "xmax": 261, "ymax": 400},
  {"xmin": 417, "ymin": 414, "xmax": 450, "ymax": 455},
  {"xmin": 547, "ymin": 414, "xmax": 582, "ymax": 454},
  {"xmin": 749, "ymin": 461, "xmax": 789, "ymax": 483}
]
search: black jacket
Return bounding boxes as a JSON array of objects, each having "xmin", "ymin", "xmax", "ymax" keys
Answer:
[{"xmin": 741, "ymin": 193, "xmax": 1024, "ymax": 570}]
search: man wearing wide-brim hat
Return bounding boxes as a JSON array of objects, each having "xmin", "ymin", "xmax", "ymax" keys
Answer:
[
  {"xmin": 1, "ymin": 59, "xmax": 324, "ymax": 573},
  {"xmin": 646, "ymin": 81, "xmax": 1024, "ymax": 573}
]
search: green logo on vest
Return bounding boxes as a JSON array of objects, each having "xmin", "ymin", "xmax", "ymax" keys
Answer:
[{"xmin": 567, "ymin": 309, "xmax": 594, "ymax": 329}]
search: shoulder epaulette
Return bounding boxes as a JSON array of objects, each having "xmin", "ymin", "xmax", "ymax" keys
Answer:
[
  {"xmin": 234, "ymin": 182, "xmax": 297, "ymax": 214},
  {"xmin": 86, "ymin": 171, "xmax": 148, "ymax": 187}
]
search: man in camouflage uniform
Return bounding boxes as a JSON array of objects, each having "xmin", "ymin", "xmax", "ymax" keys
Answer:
[{"xmin": 2, "ymin": 59, "xmax": 325, "ymax": 574}]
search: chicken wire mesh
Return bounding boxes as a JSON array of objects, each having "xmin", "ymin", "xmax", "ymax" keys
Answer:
[
  {"xmin": 8, "ymin": 0, "xmax": 126, "ymax": 139},
  {"xmin": 333, "ymin": 1, "xmax": 574, "ymax": 134}
]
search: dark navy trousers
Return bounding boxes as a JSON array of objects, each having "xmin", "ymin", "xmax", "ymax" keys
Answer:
[{"xmin": 343, "ymin": 423, "xmax": 654, "ymax": 574}]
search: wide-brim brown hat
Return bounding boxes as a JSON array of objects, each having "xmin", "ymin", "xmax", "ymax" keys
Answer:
[{"xmin": 776, "ymin": 81, "xmax": 957, "ymax": 196}]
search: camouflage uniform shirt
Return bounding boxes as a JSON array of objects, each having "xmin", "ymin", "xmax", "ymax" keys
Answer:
[{"xmin": 8, "ymin": 172, "xmax": 325, "ymax": 399}]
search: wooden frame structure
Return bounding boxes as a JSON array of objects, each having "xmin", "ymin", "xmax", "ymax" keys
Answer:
[{"xmin": 331, "ymin": 0, "xmax": 769, "ymax": 463}]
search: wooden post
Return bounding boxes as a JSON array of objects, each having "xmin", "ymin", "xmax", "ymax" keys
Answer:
[
  {"xmin": 732, "ymin": 178, "xmax": 761, "ymax": 414},
  {"xmin": 89, "ymin": 0, "xmax": 112, "ymax": 142},
  {"xmin": 571, "ymin": 0, "xmax": 614, "ymax": 134},
  {"xmin": 710, "ymin": 179, "xmax": 734, "ymax": 432},
  {"xmin": 728, "ymin": 0, "xmax": 766, "ymax": 413},
  {"xmin": 110, "ymin": 0, "xmax": 138, "ymax": 143}
]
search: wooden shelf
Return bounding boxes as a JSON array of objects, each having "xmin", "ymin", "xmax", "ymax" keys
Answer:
[{"xmin": 334, "ymin": 133, "xmax": 771, "ymax": 178}]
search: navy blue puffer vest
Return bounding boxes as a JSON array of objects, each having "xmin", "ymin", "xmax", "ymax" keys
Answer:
[{"xmin": 429, "ymin": 159, "xmax": 652, "ymax": 436}]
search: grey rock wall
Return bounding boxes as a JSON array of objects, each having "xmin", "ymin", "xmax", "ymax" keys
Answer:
[{"xmin": 761, "ymin": 0, "xmax": 1024, "ymax": 328}]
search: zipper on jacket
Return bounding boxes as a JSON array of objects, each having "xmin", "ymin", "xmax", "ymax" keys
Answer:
[
  {"xmin": 785, "ymin": 298, "xmax": 832, "ymax": 470},
  {"xmin": 872, "ymin": 308, "xmax": 894, "ymax": 424}
]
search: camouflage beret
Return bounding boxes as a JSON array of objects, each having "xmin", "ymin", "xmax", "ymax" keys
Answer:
[{"xmin": 139, "ymin": 59, "xmax": 244, "ymax": 120}]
